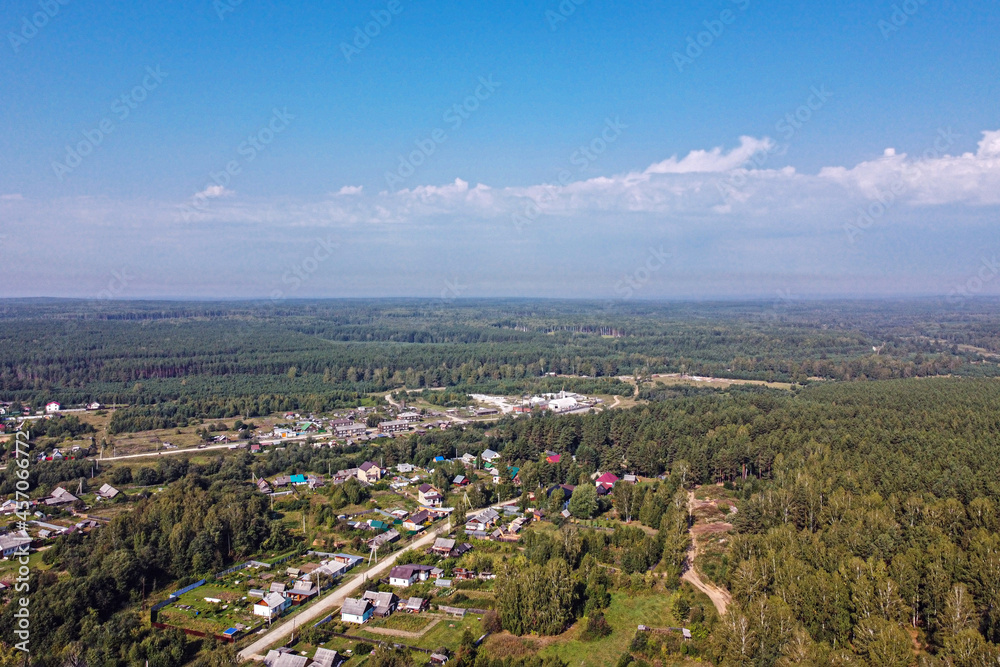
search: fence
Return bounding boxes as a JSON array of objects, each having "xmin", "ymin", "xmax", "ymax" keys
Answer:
[
  {"xmin": 214, "ymin": 562, "xmax": 250, "ymax": 578},
  {"xmin": 170, "ymin": 579, "xmax": 207, "ymax": 598},
  {"xmin": 149, "ymin": 579, "xmax": 206, "ymax": 623}
]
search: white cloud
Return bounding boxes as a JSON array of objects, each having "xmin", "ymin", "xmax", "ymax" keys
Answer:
[
  {"xmin": 818, "ymin": 130, "xmax": 1000, "ymax": 206},
  {"xmin": 11, "ymin": 130, "xmax": 1000, "ymax": 243},
  {"xmin": 644, "ymin": 136, "xmax": 776, "ymax": 174},
  {"xmin": 195, "ymin": 185, "xmax": 234, "ymax": 199},
  {"xmin": 0, "ymin": 194, "xmax": 23, "ymax": 201}
]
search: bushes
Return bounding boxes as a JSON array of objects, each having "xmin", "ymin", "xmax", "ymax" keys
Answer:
[
  {"xmin": 580, "ymin": 612, "xmax": 612, "ymax": 641},
  {"xmin": 482, "ymin": 609, "xmax": 502, "ymax": 634}
]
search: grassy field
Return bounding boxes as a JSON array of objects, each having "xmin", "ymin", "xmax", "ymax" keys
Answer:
[
  {"xmin": 411, "ymin": 614, "xmax": 483, "ymax": 650},
  {"xmin": 0, "ymin": 548, "xmax": 53, "ymax": 581},
  {"xmin": 646, "ymin": 374, "xmax": 795, "ymax": 390},
  {"xmin": 369, "ymin": 612, "xmax": 436, "ymax": 633},
  {"xmin": 158, "ymin": 584, "xmax": 257, "ymax": 635},
  {"xmin": 536, "ymin": 592, "xmax": 681, "ymax": 667}
]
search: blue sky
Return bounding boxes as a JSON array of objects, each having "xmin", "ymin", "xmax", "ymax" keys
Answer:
[{"xmin": 1, "ymin": 0, "xmax": 998, "ymax": 300}]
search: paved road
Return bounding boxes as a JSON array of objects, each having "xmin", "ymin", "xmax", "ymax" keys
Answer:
[
  {"xmin": 88, "ymin": 442, "xmax": 236, "ymax": 461},
  {"xmin": 238, "ymin": 522, "xmax": 450, "ymax": 661}
]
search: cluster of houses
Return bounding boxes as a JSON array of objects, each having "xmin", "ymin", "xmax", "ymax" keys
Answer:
[
  {"xmin": 340, "ymin": 589, "xmax": 430, "ymax": 624},
  {"xmin": 260, "ymin": 407, "xmax": 453, "ymax": 447},
  {"xmin": 339, "ymin": 539, "xmax": 477, "ymax": 627},
  {"xmin": 0, "ymin": 400, "xmax": 102, "ymax": 418},
  {"xmin": 250, "ymin": 553, "xmax": 365, "ymax": 620},
  {"xmin": 464, "ymin": 505, "xmax": 533, "ymax": 541}
]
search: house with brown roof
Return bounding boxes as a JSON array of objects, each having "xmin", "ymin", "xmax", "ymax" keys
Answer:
[
  {"xmin": 357, "ymin": 461, "xmax": 382, "ymax": 484},
  {"xmin": 417, "ymin": 484, "xmax": 443, "ymax": 507}
]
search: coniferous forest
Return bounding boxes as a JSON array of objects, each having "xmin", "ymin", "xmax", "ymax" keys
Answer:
[{"xmin": 2, "ymin": 299, "xmax": 1000, "ymax": 665}]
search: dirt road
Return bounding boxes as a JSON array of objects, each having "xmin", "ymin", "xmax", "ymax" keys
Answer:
[
  {"xmin": 238, "ymin": 522, "xmax": 449, "ymax": 660},
  {"xmin": 681, "ymin": 490, "xmax": 732, "ymax": 616}
]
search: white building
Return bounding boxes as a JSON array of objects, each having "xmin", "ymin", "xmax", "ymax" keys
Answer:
[
  {"xmin": 45, "ymin": 402, "xmax": 60, "ymax": 413},
  {"xmin": 252, "ymin": 592, "xmax": 290, "ymax": 619},
  {"xmin": 547, "ymin": 396, "xmax": 579, "ymax": 412},
  {"xmin": 0, "ymin": 533, "xmax": 31, "ymax": 558},
  {"xmin": 388, "ymin": 564, "xmax": 434, "ymax": 587},
  {"xmin": 341, "ymin": 598, "xmax": 374, "ymax": 624}
]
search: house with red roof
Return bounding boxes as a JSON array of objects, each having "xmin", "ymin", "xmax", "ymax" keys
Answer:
[{"xmin": 595, "ymin": 472, "xmax": 619, "ymax": 495}]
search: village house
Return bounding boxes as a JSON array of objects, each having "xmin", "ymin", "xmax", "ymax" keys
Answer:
[
  {"xmin": 480, "ymin": 449, "xmax": 501, "ymax": 464},
  {"xmin": 253, "ymin": 592, "xmax": 290, "ymax": 619},
  {"xmin": 44, "ymin": 487, "xmax": 78, "ymax": 506},
  {"xmin": 311, "ymin": 561, "xmax": 348, "ymax": 581},
  {"xmin": 0, "ymin": 533, "xmax": 32, "ymax": 558},
  {"xmin": 368, "ymin": 529, "xmax": 400, "ymax": 550},
  {"xmin": 431, "ymin": 537, "xmax": 456, "ymax": 557},
  {"xmin": 340, "ymin": 598, "xmax": 373, "ymax": 624},
  {"xmin": 403, "ymin": 509, "xmax": 431, "ymax": 531},
  {"xmin": 332, "ymin": 468, "xmax": 359, "ymax": 484},
  {"xmin": 331, "ymin": 553, "xmax": 365, "ymax": 569},
  {"xmin": 362, "ymin": 590, "xmax": 398, "ymax": 617},
  {"xmin": 397, "ymin": 411, "xmax": 422, "ymax": 422},
  {"xmin": 357, "ymin": 461, "xmax": 382, "ymax": 484},
  {"xmin": 389, "ymin": 564, "xmax": 434, "ymax": 587},
  {"xmin": 285, "ymin": 580, "xmax": 317, "ymax": 603},
  {"xmin": 257, "ymin": 478, "xmax": 272, "ymax": 494},
  {"xmin": 96, "ymin": 483, "xmax": 119, "ymax": 500},
  {"xmin": 45, "ymin": 402, "xmax": 60, "ymax": 413},
  {"xmin": 417, "ymin": 484, "xmax": 443, "ymax": 507},
  {"xmin": 548, "ymin": 484, "xmax": 576, "ymax": 502},
  {"xmin": 475, "ymin": 508, "xmax": 501, "ymax": 526},
  {"xmin": 595, "ymin": 472, "xmax": 619, "ymax": 495}
]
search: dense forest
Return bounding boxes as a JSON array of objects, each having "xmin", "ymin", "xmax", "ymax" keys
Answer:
[
  {"xmin": 4, "ymin": 300, "xmax": 1000, "ymax": 664},
  {"xmin": 2, "ymin": 299, "xmax": 999, "ymax": 424}
]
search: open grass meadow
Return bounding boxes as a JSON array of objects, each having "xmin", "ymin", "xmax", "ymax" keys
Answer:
[{"xmin": 535, "ymin": 592, "xmax": 682, "ymax": 667}]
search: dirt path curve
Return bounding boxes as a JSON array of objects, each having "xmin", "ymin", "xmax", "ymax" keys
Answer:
[
  {"xmin": 681, "ymin": 490, "xmax": 732, "ymax": 616},
  {"xmin": 238, "ymin": 523, "xmax": 449, "ymax": 661}
]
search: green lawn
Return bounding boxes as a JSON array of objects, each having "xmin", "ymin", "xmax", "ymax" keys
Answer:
[
  {"xmin": 369, "ymin": 613, "xmax": 435, "ymax": 633},
  {"xmin": 413, "ymin": 615, "xmax": 483, "ymax": 650},
  {"xmin": 158, "ymin": 584, "xmax": 258, "ymax": 635},
  {"xmin": 354, "ymin": 613, "xmax": 483, "ymax": 651},
  {"xmin": 0, "ymin": 549, "xmax": 52, "ymax": 580},
  {"xmin": 536, "ymin": 592, "xmax": 681, "ymax": 667}
]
